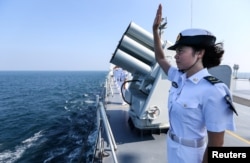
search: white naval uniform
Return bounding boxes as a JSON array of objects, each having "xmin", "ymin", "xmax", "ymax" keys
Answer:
[
  {"xmin": 113, "ymin": 68, "xmax": 119, "ymax": 86},
  {"xmin": 117, "ymin": 68, "xmax": 124, "ymax": 90},
  {"xmin": 166, "ymin": 66, "xmax": 236, "ymax": 163}
]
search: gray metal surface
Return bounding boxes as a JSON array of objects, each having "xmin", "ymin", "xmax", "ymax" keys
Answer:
[{"xmin": 102, "ymin": 84, "xmax": 167, "ymax": 163}]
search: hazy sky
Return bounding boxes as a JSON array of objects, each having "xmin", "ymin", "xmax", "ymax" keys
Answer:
[{"xmin": 1, "ymin": 0, "xmax": 249, "ymax": 72}]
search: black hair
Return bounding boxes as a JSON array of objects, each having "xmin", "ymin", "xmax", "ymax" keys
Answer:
[{"xmin": 193, "ymin": 42, "xmax": 224, "ymax": 68}]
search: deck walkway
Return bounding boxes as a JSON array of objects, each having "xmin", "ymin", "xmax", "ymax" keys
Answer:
[
  {"xmin": 233, "ymin": 90, "xmax": 250, "ymax": 107},
  {"xmin": 103, "ymin": 83, "xmax": 167, "ymax": 163}
]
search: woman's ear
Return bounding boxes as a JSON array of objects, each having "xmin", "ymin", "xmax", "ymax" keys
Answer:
[{"xmin": 197, "ymin": 49, "xmax": 205, "ymax": 58}]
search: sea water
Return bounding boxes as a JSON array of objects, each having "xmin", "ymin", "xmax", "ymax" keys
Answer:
[{"xmin": 0, "ymin": 71, "xmax": 107, "ymax": 163}]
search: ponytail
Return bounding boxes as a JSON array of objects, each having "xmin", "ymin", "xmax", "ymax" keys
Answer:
[{"xmin": 202, "ymin": 42, "xmax": 224, "ymax": 68}]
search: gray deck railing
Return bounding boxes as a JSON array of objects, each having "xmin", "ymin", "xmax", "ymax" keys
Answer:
[
  {"xmin": 94, "ymin": 74, "xmax": 118, "ymax": 163},
  {"xmin": 98, "ymin": 101, "xmax": 118, "ymax": 163}
]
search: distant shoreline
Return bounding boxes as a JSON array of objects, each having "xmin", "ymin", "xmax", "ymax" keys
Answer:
[{"xmin": 235, "ymin": 72, "xmax": 250, "ymax": 79}]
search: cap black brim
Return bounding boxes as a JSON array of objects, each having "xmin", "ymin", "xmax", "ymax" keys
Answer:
[{"xmin": 167, "ymin": 44, "xmax": 178, "ymax": 50}]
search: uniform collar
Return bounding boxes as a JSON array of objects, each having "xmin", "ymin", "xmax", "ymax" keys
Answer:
[{"xmin": 186, "ymin": 68, "xmax": 210, "ymax": 84}]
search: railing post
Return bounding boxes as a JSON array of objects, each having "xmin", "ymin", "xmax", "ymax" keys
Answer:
[{"xmin": 98, "ymin": 101, "xmax": 118, "ymax": 163}]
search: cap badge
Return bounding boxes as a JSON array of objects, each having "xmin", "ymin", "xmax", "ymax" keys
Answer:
[{"xmin": 176, "ymin": 34, "xmax": 181, "ymax": 42}]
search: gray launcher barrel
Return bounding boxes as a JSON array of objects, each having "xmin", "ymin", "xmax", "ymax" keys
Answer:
[
  {"xmin": 110, "ymin": 22, "xmax": 163, "ymax": 75},
  {"xmin": 110, "ymin": 49, "xmax": 151, "ymax": 75},
  {"xmin": 125, "ymin": 22, "xmax": 155, "ymax": 51}
]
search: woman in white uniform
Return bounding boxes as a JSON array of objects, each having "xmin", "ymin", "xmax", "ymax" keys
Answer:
[{"xmin": 152, "ymin": 4, "xmax": 237, "ymax": 163}]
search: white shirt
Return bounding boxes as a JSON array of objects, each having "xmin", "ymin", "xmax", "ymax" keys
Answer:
[{"xmin": 167, "ymin": 66, "xmax": 235, "ymax": 139}]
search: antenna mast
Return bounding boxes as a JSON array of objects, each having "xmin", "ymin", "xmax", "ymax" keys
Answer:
[{"xmin": 191, "ymin": 0, "xmax": 193, "ymax": 28}]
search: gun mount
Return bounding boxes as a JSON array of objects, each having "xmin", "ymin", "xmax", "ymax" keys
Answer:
[{"xmin": 110, "ymin": 22, "xmax": 175, "ymax": 130}]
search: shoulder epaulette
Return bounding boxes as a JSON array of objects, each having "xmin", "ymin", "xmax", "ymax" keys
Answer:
[
  {"xmin": 204, "ymin": 76, "xmax": 238, "ymax": 116},
  {"xmin": 204, "ymin": 76, "xmax": 223, "ymax": 85},
  {"xmin": 224, "ymin": 95, "xmax": 238, "ymax": 116}
]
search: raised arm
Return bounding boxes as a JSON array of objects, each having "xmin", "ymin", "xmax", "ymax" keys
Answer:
[{"xmin": 153, "ymin": 4, "xmax": 171, "ymax": 75}]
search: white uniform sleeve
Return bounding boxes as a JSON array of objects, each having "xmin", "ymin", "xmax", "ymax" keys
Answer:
[
  {"xmin": 203, "ymin": 84, "xmax": 236, "ymax": 132},
  {"xmin": 167, "ymin": 66, "xmax": 180, "ymax": 82}
]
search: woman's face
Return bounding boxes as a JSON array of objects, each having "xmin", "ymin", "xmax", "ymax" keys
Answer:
[{"xmin": 174, "ymin": 46, "xmax": 197, "ymax": 70}]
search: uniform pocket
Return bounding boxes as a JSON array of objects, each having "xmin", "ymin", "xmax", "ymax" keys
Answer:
[{"xmin": 176, "ymin": 100, "xmax": 202, "ymax": 124}]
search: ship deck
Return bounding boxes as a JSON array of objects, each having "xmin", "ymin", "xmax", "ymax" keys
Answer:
[{"xmin": 100, "ymin": 82, "xmax": 250, "ymax": 163}]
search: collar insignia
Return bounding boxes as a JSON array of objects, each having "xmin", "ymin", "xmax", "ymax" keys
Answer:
[{"xmin": 193, "ymin": 78, "xmax": 198, "ymax": 82}]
